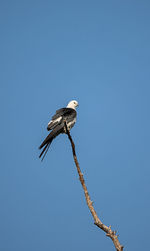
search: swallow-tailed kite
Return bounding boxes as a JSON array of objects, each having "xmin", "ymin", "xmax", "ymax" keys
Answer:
[{"xmin": 39, "ymin": 100, "xmax": 78, "ymax": 160}]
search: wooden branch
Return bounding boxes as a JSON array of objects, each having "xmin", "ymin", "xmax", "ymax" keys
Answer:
[{"xmin": 64, "ymin": 121, "xmax": 123, "ymax": 251}]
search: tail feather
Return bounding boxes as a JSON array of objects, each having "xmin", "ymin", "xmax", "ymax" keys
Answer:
[
  {"xmin": 39, "ymin": 133, "xmax": 53, "ymax": 149},
  {"xmin": 39, "ymin": 142, "xmax": 51, "ymax": 160},
  {"xmin": 39, "ymin": 142, "xmax": 49, "ymax": 158},
  {"xmin": 39, "ymin": 124, "xmax": 64, "ymax": 160},
  {"xmin": 41, "ymin": 143, "xmax": 51, "ymax": 161}
]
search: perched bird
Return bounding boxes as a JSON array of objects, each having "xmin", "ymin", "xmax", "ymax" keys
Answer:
[{"xmin": 39, "ymin": 100, "xmax": 78, "ymax": 160}]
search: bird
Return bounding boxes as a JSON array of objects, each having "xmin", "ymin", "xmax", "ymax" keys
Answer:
[{"xmin": 39, "ymin": 100, "xmax": 78, "ymax": 160}]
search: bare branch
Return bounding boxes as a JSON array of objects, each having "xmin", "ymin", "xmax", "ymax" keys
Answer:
[{"xmin": 64, "ymin": 121, "xmax": 123, "ymax": 251}]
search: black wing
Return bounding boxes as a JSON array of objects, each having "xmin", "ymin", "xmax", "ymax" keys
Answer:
[{"xmin": 47, "ymin": 108, "xmax": 76, "ymax": 131}]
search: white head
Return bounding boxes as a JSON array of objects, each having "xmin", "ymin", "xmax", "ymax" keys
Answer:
[{"xmin": 67, "ymin": 100, "xmax": 79, "ymax": 110}]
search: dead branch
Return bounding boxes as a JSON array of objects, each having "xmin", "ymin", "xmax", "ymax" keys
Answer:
[{"xmin": 64, "ymin": 121, "xmax": 123, "ymax": 251}]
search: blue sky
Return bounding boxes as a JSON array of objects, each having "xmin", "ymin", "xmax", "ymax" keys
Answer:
[{"xmin": 0, "ymin": 1, "xmax": 150, "ymax": 250}]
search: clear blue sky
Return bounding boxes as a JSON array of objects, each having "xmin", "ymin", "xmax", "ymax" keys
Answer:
[{"xmin": 0, "ymin": 1, "xmax": 150, "ymax": 250}]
